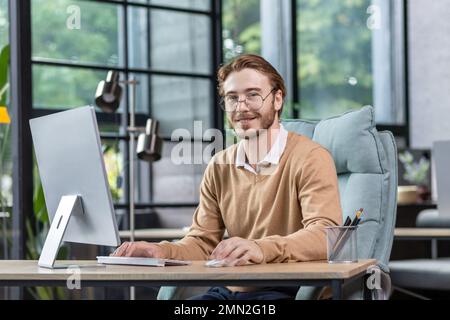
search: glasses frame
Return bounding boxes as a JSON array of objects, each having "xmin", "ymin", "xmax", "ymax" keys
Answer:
[{"xmin": 220, "ymin": 88, "xmax": 276, "ymax": 112}]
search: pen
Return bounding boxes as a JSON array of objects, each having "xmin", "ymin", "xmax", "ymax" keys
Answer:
[
  {"xmin": 329, "ymin": 208, "xmax": 364, "ymax": 261},
  {"xmin": 343, "ymin": 216, "xmax": 352, "ymax": 226}
]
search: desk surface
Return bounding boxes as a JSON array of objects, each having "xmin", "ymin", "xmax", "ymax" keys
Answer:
[
  {"xmin": 0, "ymin": 260, "xmax": 376, "ymax": 282},
  {"xmin": 394, "ymin": 228, "xmax": 450, "ymax": 238}
]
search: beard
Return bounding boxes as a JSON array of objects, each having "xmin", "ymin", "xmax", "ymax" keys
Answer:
[{"xmin": 230, "ymin": 101, "xmax": 277, "ymax": 140}]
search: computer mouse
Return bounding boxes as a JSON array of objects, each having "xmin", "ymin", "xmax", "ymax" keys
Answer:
[{"xmin": 205, "ymin": 259, "xmax": 227, "ymax": 268}]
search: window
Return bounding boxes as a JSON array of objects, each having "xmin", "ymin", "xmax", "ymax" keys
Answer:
[
  {"xmin": 32, "ymin": 0, "xmax": 122, "ymax": 67},
  {"xmin": 222, "ymin": 0, "xmax": 263, "ymax": 145},
  {"xmin": 149, "ymin": 0, "xmax": 210, "ymax": 11},
  {"xmin": 297, "ymin": 0, "xmax": 373, "ymax": 119},
  {"xmin": 31, "ymin": 0, "xmax": 219, "ymax": 229},
  {"xmin": 222, "ymin": 0, "xmax": 261, "ymax": 61},
  {"xmin": 221, "ymin": 0, "xmax": 407, "ymax": 137},
  {"xmin": 0, "ymin": 0, "xmax": 7, "ymax": 47},
  {"xmin": 297, "ymin": 0, "xmax": 405, "ymax": 126}
]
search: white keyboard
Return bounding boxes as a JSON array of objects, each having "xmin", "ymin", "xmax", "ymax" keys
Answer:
[{"xmin": 97, "ymin": 256, "xmax": 191, "ymax": 267}]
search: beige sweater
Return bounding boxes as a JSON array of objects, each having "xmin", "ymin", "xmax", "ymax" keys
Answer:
[{"xmin": 156, "ymin": 132, "xmax": 343, "ymax": 263}]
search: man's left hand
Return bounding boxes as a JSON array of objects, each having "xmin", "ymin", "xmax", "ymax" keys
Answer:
[{"xmin": 210, "ymin": 237, "xmax": 264, "ymax": 266}]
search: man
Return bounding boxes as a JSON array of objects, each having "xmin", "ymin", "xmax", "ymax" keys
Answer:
[{"xmin": 113, "ymin": 54, "xmax": 342, "ymax": 300}]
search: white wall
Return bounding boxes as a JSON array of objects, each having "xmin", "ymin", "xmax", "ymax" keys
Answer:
[{"xmin": 409, "ymin": 0, "xmax": 450, "ymax": 148}]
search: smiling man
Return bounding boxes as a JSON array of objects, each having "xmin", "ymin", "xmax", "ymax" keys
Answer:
[{"xmin": 113, "ymin": 54, "xmax": 342, "ymax": 300}]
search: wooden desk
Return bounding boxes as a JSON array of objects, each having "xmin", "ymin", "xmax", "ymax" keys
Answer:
[
  {"xmin": 396, "ymin": 202, "xmax": 436, "ymax": 227},
  {"xmin": 0, "ymin": 259, "xmax": 376, "ymax": 300},
  {"xmin": 394, "ymin": 228, "xmax": 450, "ymax": 259},
  {"xmin": 395, "ymin": 228, "xmax": 450, "ymax": 240}
]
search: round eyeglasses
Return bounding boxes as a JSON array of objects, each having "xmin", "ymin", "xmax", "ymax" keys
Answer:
[{"xmin": 220, "ymin": 88, "xmax": 276, "ymax": 112}]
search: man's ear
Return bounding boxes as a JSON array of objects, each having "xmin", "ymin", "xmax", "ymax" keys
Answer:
[{"xmin": 274, "ymin": 90, "xmax": 283, "ymax": 112}]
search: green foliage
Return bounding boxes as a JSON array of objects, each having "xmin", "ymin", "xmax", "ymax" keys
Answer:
[
  {"xmin": 0, "ymin": 45, "xmax": 9, "ymax": 105},
  {"xmin": 222, "ymin": 0, "xmax": 373, "ymax": 120},
  {"xmin": 33, "ymin": 65, "xmax": 104, "ymax": 109},
  {"xmin": 0, "ymin": 0, "xmax": 8, "ymax": 49},
  {"xmin": 33, "ymin": 165, "xmax": 49, "ymax": 224},
  {"xmin": 25, "ymin": 215, "xmax": 68, "ymax": 300},
  {"xmin": 222, "ymin": 0, "xmax": 261, "ymax": 60},
  {"xmin": 32, "ymin": 0, "xmax": 119, "ymax": 109},
  {"xmin": 102, "ymin": 140, "xmax": 124, "ymax": 202},
  {"xmin": 0, "ymin": 38, "xmax": 66, "ymax": 299},
  {"xmin": 26, "ymin": 161, "xmax": 69, "ymax": 300},
  {"xmin": 297, "ymin": 0, "xmax": 373, "ymax": 119},
  {"xmin": 238, "ymin": 23, "xmax": 261, "ymax": 54},
  {"xmin": 399, "ymin": 151, "xmax": 430, "ymax": 186},
  {"xmin": 0, "ymin": 45, "xmax": 10, "ymax": 205},
  {"xmin": 0, "ymin": 125, "xmax": 10, "ymax": 206},
  {"xmin": 282, "ymin": 100, "xmax": 301, "ymax": 119},
  {"xmin": 32, "ymin": 0, "xmax": 119, "ymax": 65},
  {"xmin": 222, "ymin": 0, "xmax": 260, "ymax": 39},
  {"xmin": 0, "ymin": 43, "xmax": 10, "ymax": 274}
]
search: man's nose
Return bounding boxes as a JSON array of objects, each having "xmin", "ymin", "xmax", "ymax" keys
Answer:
[{"xmin": 235, "ymin": 98, "xmax": 250, "ymax": 113}]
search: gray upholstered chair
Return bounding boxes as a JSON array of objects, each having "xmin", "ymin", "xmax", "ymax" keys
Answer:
[{"xmin": 158, "ymin": 106, "xmax": 398, "ymax": 300}]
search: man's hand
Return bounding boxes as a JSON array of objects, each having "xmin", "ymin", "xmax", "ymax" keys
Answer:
[
  {"xmin": 210, "ymin": 237, "xmax": 264, "ymax": 266},
  {"xmin": 111, "ymin": 241, "xmax": 165, "ymax": 258}
]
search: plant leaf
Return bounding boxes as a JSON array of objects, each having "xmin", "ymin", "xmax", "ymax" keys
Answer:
[{"xmin": 0, "ymin": 45, "xmax": 10, "ymax": 106}]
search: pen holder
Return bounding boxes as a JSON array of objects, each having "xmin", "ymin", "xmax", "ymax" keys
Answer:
[{"xmin": 326, "ymin": 226, "xmax": 358, "ymax": 264}]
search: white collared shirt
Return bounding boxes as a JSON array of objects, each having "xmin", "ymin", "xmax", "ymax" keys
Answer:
[{"xmin": 235, "ymin": 124, "xmax": 289, "ymax": 175}]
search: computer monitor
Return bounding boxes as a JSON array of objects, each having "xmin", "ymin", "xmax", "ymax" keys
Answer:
[
  {"xmin": 433, "ymin": 140, "xmax": 450, "ymax": 216},
  {"xmin": 30, "ymin": 106, "xmax": 121, "ymax": 268}
]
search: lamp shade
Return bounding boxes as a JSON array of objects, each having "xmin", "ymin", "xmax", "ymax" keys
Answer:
[
  {"xmin": 137, "ymin": 119, "xmax": 162, "ymax": 162},
  {"xmin": 95, "ymin": 71, "xmax": 122, "ymax": 113},
  {"xmin": 0, "ymin": 106, "xmax": 10, "ymax": 124}
]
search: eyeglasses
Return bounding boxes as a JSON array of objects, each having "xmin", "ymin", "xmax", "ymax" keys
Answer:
[{"xmin": 220, "ymin": 88, "xmax": 276, "ymax": 112}]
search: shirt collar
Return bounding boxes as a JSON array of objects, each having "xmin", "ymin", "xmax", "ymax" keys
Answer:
[{"xmin": 235, "ymin": 124, "xmax": 288, "ymax": 168}]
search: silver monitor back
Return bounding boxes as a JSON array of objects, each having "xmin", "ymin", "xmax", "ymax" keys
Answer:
[
  {"xmin": 30, "ymin": 106, "xmax": 120, "ymax": 247},
  {"xmin": 432, "ymin": 140, "xmax": 450, "ymax": 216}
]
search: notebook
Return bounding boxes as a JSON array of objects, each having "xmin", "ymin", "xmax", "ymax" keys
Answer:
[{"xmin": 96, "ymin": 256, "xmax": 191, "ymax": 267}]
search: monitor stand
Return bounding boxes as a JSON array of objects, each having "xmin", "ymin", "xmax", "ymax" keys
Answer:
[{"xmin": 38, "ymin": 195, "xmax": 84, "ymax": 269}]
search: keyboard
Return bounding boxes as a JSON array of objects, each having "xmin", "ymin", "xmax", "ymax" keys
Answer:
[{"xmin": 96, "ymin": 256, "xmax": 191, "ymax": 267}]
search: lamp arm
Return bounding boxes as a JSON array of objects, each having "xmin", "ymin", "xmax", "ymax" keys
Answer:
[{"xmin": 127, "ymin": 126, "xmax": 146, "ymax": 134}]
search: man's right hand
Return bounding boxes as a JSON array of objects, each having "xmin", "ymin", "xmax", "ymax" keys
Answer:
[{"xmin": 111, "ymin": 241, "xmax": 165, "ymax": 258}]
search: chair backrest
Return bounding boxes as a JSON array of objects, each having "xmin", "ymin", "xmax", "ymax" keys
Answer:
[{"xmin": 282, "ymin": 106, "xmax": 398, "ymax": 272}]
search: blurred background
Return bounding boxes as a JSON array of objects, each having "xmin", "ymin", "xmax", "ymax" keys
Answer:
[{"xmin": 0, "ymin": 0, "xmax": 449, "ymax": 299}]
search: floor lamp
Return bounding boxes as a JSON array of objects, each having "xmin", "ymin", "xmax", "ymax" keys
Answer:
[{"xmin": 95, "ymin": 71, "xmax": 162, "ymax": 299}]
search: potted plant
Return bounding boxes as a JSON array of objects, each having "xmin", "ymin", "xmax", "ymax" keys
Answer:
[{"xmin": 398, "ymin": 150, "xmax": 431, "ymax": 203}]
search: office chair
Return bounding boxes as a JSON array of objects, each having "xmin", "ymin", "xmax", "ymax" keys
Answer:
[
  {"xmin": 389, "ymin": 211, "xmax": 450, "ymax": 299},
  {"xmin": 158, "ymin": 106, "xmax": 398, "ymax": 300}
]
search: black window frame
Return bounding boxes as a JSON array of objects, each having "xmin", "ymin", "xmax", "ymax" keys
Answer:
[
  {"xmin": 30, "ymin": 0, "xmax": 224, "ymax": 210},
  {"xmin": 10, "ymin": 0, "xmax": 224, "ymax": 262}
]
